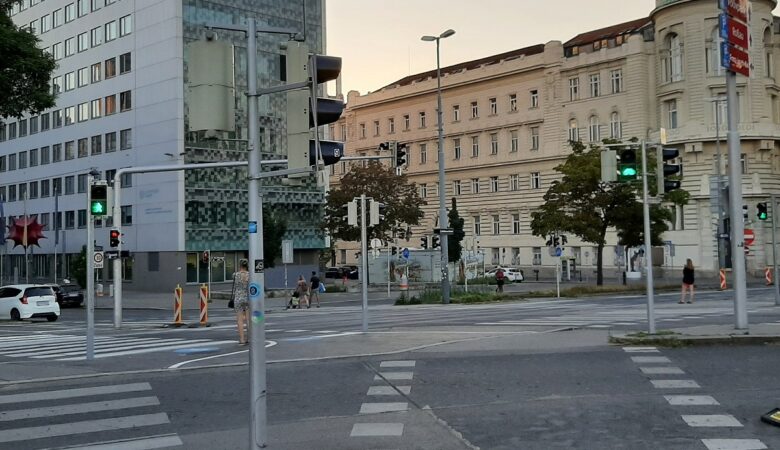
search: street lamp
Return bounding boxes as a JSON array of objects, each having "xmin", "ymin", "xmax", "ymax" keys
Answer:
[
  {"xmin": 706, "ymin": 96, "xmax": 727, "ymax": 271},
  {"xmin": 421, "ymin": 28, "xmax": 455, "ymax": 304}
]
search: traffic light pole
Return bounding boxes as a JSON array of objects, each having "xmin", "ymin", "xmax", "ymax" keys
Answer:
[
  {"xmin": 640, "ymin": 140, "xmax": 656, "ymax": 334},
  {"xmin": 86, "ymin": 176, "xmax": 95, "ymax": 361},
  {"xmin": 726, "ymin": 71, "xmax": 749, "ymax": 330},
  {"xmin": 772, "ymin": 194, "xmax": 779, "ymax": 306},
  {"xmin": 360, "ymin": 194, "xmax": 369, "ymax": 332}
]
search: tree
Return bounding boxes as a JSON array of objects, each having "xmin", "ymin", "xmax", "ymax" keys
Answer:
[
  {"xmin": 323, "ymin": 161, "xmax": 425, "ymax": 243},
  {"xmin": 262, "ymin": 205, "xmax": 287, "ymax": 268},
  {"xmin": 0, "ymin": 1, "xmax": 56, "ymax": 119},
  {"xmin": 530, "ymin": 140, "xmax": 688, "ymax": 285},
  {"xmin": 69, "ymin": 246, "xmax": 88, "ymax": 289},
  {"xmin": 447, "ymin": 197, "xmax": 465, "ymax": 263}
]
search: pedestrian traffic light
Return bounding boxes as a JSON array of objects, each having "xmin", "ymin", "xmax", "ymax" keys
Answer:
[
  {"xmin": 757, "ymin": 202, "xmax": 768, "ymax": 221},
  {"xmin": 284, "ymin": 41, "xmax": 344, "ymax": 178},
  {"xmin": 420, "ymin": 236, "xmax": 428, "ymax": 249},
  {"xmin": 109, "ymin": 229, "xmax": 121, "ymax": 247},
  {"xmin": 656, "ymin": 147, "xmax": 681, "ymax": 194},
  {"xmin": 89, "ymin": 183, "xmax": 108, "ymax": 216},
  {"xmin": 617, "ymin": 148, "xmax": 638, "ymax": 181},
  {"xmin": 343, "ymin": 200, "xmax": 358, "ymax": 226},
  {"xmin": 743, "ymin": 204, "xmax": 749, "ymax": 220},
  {"xmin": 391, "ymin": 246, "xmax": 397, "ymax": 255},
  {"xmin": 431, "ymin": 235, "xmax": 440, "ymax": 249},
  {"xmin": 392, "ymin": 142, "xmax": 408, "ymax": 168},
  {"xmin": 369, "ymin": 200, "xmax": 385, "ymax": 226}
]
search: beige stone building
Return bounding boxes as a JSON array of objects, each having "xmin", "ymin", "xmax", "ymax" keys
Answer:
[{"xmin": 330, "ymin": 0, "xmax": 780, "ymax": 279}]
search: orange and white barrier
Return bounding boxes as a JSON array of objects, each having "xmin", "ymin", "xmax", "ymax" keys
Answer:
[
  {"xmin": 173, "ymin": 284, "xmax": 183, "ymax": 326},
  {"xmin": 766, "ymin": 267, "xmax": 774, "ymax": 286},
  {"xmin": 199, "ymin": 284, "xmax": 210, "ymax": 327},
  {"xmin": 719, "ymin": 269, "xmax": 727, "ymax": 290}
]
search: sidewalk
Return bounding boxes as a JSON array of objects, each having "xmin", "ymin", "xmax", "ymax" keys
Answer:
[
  {"xmin": 609, "ymin": 322, "xmax": 780, "ymax": 346},
  {"xmin": 95, "ymin": 290, "xmax": 360, "ymax": 311}
]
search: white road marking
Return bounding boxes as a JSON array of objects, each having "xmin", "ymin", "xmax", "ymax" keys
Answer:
[
  {"xmin": 0, "ymin": 413, "xmax": 170, "ymax": 443},
  {"xmin": 651, "ymin": 380, "xmax": 700, "ymax": 389},
  {"xmin": 350, "ymin": 423, "xmax": 404, "ymax": 437},
  {"xmin": 167, "ymin": 340, "xmax": 277, "ymax": 369},
  {"xmin": 57, "ymin": 434, "xmax": 184, "ymax": 450},
  {"xmin": 631, "ymin": 356, "xmax": 671, "ymax": 364},
  {"xmin": 622, "ymin": 347, "xmax": 659, "ymax": 353},
  {"xmin": 664, "ymin": 395, "xmax": 720, "ymax": 406},
  {"xmin": 0, "ymin": 396, "xmax": 160, "ymax": 422},
  {"xmin": 682, "ymin": 414, "xmax": 743, "ymax": 427},
  {"xmin": 380, "ymin": 361, "xmax": 416, "ymax": 368},
  {"xmin": 0, "ymin": 383, "xmax": 151, "ymax": 405},
  {"xmin": 359, "ymin": 402, "xmax": 408, "ymax": 414},
  {"xmin": 640, "ymin": 367, "xmax": 685, "ymax": 375},
  {"xmin": 367, "ymin": 386, "xmax": 411, "ymax": 396},
  {"xmin": 58, "ymin": 340, "xmax": 236, "ymax": 361},
  {"xmin": 701, "ymin": 439, "xmax": 767, "ymax": 450},
  {"xmin": 374, "ymin": 372, "xmax": 413, "ymax": 381}
]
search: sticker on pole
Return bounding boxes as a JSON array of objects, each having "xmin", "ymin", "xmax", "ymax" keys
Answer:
[
  {"xmin": 249, "ymin": 283, "xmax": 260, "ymax": 299},
  {"xmin": 248, "ymin": 221, "xmax": 257, "ymax": 234},
  {"xmin": 93, "ymin": 251, "xmax": 104, "ymax": 269},
  {"xmin": 254, "ymin": 259, "xmax": 264, "ymax": 273},
  {"xmin": 402, "ymin": 248, "xmax": 410, "ymax": 260}
]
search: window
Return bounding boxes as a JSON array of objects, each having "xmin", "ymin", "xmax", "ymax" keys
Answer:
[
  {"xmin": 91, "ymin": 62, "xmax": 101, "ymax": 83},
  {"xmin": 105, "ymin": 20, "xmax": 117, "ymax": 42},
  {"xmin": 65, "ymin": 211, "xmax": 75, "ymax": 229},
  {"xmin": 359, "ymin": 123, "xmax": 366, "ymax": 138},
  {"xmin": 510, "ymin": 174, "xmax": 520, "ymax": 191},
  {"xmin": 53, "ymin": 143, "xmax": 62, "ymax": 162},
  {"xmin": 531, "ymin": 172, "xmax": 541, "ymax": 189},
  {"xmin": 104, "ymin": 94, "xmax": 116, "ymax": 115},
  {"xmin": 589, "ymin": 74, "xmax": 600, "ymax": 97},
  {"xmin": 40, "ymin": 146, "xmax": 49, "ymax": 165},
  {"xmin": 533, "ymin": 247, "xmax": 542, "ymax": 265},
  {"xmin": 65, "ymin": 141, "xmax": 75, "ymax": 160},
  {"xmin": 489, "ymin": 97, "xmax": 497, "ymax": 115},
  {"xmin": 453, "ymin": 180, "xmax": 462, "ymax": 196},
  {"xmin": 490, "ymin": 176, "xmax": 499, "ymax": 193},
  {"xmin": 741, "ymin": 153, "xmax": 748, "ymax": 175},
  {"xmin": 665, "ymin": 99, "xmax": 678, "ymax": 129},
  {"xmin": 663, "ymin": 33, "xmax": 683, "ymax": 83},
  {"xmin": 119, "ymin": 14, "xmax": 132, "ymax": 36},
  {"xmin": 52, "ymin": 178, "xmax": 62, "ymax": 196},
  {"xmin": 610, "ymin": 112, "xmax": 622, "ymax": 139},
  {"xmin": 19, "ymin": 119, "xmax": 27, "ymax": 137},
  {"xmin": 403, "ymin": 114, "xmax": 410, "ymax": 131},
  {"xmin": 52, "ymin": 42, "xmax": 63, "ymax": 60},
  {"xmin": 120, "ymin": 90, "xmax": 132, "ymax": 111},
  {"xmin": 120, "ymin": 173, "xmax": 132, "ymax": 187},
  {"xmin": 41, "ymin": 180, "xmax": 50, "ymax": 198},
  {"xmin": 510, "ymin": 130, "xmax": 519, "ymax": 152},
  {"xmin": 473, "ymin": 216, "xmax": 481, "ymax": 236},
  {"xmin": 453, "ymin": 138, "xmax": 461, "ymax": 160},
  {"xmin": 512, "ymin": 214, "xmax": 521, "ymax": 234},
  {"xmin": 29, "ymin": 148, "xmax": 38, "ymax": 166},
  {"xmin": 91, "ymin": 0, "xmax": 102, "ymax": 11},
  {"xmin": 419, "ymin": 183, "xmax": 427, "ymax": 198},
  {"xmin": 65, "ymin": 176, "xmax": 75, "ymax": 195},
  {"xmin": 471, "ymin": 136, "xmax": 479, "ymax": 157},
  {"xmin": 419, "ymin": 144, "xmax": 427, "ymax": 164},
  {"xmin": 105, "ymin": 132, "xmax": 116, "ymax": 153},
  {"xmin": 65, "ymin": 37, "xmax": 75, "ymax": 56},
  {"xmin": 490, "ymin": 133, "xmax": 498, "ymax": 155},
  {"xmin": 8, "ymin": 123, "xmax": 15, "ymax": 139},
  {"xmin": 90, "ymin": 26, "xmax": 102, "ymax": 47},
  {"xmin": 91, "ymin": 99, "xmax": 101, "ymax": 118},
  {"xmin": 91, "ymin": 135, "xmax": 102, "ymax": 155},
  {"xmin": 388, "ymin": 118, "xmax": 395, "ymax": 134},
  {"xmin": 53, "ymin": 109, "xmax": 63, "ymax": 128},
  {"xmin": 765, "ymin": 28, "xmax": 774, "ymax": 78},
  {"xmin": 492, "ymin": 215, "xmax": 500, "ymax": 235},
  {"xmin": 509, "ymin": 94, "xmax": 517, "ymax": 112},
  {"xmin": 65, "ymin": 3, "xmax": 75, "ymax": 22},
  {"xmin": 77, "ymin": 67, "xmax": 89, "ymax": 87},
  {"xmin": 40, "ymin": 113, "xmax": 49, "ymax": 131},
  {"xmin": 470, "ymin": 101, "xmax": 478, "ymax": 118},
  {"xmin": 78, "ymin": 138, "xmax": 88, "ymax": 157},
  {"xmin": 78, "ymin": 210, "xmax": 87, "ymax": 228},
  {"xmin": 77, "ymin": 0, "xmax": 89, "ymax": 17},
  {"xmin": 588, "ymin": 115, "xmax": 600, "ymax": 142},
  {"xmin": 530, "ymin": 89, "xmax": 539, "ymax": 108},
  {"xmin": 340, "ymin": 124, "xmax": 346, "ymax": 140},
  {"xmin": 370, "ymin": 120, "xmax": 378, "ymax": 136},
  {"xmin": 77, "ymin": 174, "xmax": 87, "ymax": 193},
  {"xmin": 471, "ymin": 178, "xmax": 480, "ymax": 194},
  {"xmin": 64, "ymin": 107, "xmax": 75, "ymax": 125},
  {"xmin": 120, "ymin": 129, "xmax": 132, "ymax": 150},
  {"xmin": 530, "ymin": 127, "xmax": 539, "ymax": 150},
  {"xmin": 18, "ymin": 151, "xmax": 27, "ymax": 169},
  {"xmin": 104, "ymin": 57, "xmax": 116, "ymax": 79},
  {"xmin": 453, "ymin": 105, "xmax": 460, "ymax": 122},
  {"xmin": 610, "ymin": 69, "xmax": 623, "ymax": 93},
  {"xmin": 568, "ymin": 119, "xmax": 579, "ymax": 142},
  {"xmin": 419, "ymin": 111, "xmax": 426, "ymax": 128},
  {"xmin": 8, "ymin": 185, "xmax": 16, "ymax": 202},
  {"xmin": 121, "ymin": 205, "xmax": 133, "ymax": 225},
  {"xmin": 29, "ymin": 116, "xmax": 38, "ymax": 134},
  {"xmin": 78, "ymin": 32, "xmax": 89, "ymax": 52},
  {"xmin": 569, "ymin": 77, "xmax": 579, "ymax": 101},
  {"xmin": 78, "ymin": 102, "xmax": 89, "ymax": 122},
  {"xmin": 53, "ymin": 8, "xmax": 64, "ymax": 27}
]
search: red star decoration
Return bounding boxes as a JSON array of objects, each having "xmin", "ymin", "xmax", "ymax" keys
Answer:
[{"xmin": 6, "ymin": 216, "xmax": 47, "ymax": 249}]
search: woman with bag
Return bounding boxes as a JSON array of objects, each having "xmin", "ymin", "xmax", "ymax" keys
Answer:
[
  {"xmin": 231, "ymin": 259, "xmax": 250, "ymax": 345},
  {"xmin": 680, "ymin": 259, "xmax": 695, "ymax": 304}
]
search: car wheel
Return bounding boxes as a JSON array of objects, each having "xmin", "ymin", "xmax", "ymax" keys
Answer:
[
  {"xmin": 10, "ymin": 309, "xmax": 21, "ymax": 321},
  {"xmin": 47, "ymin": 315, "xmax": 59, "ymax": 322}
]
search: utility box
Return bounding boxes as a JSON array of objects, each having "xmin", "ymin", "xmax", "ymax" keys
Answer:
[{"xmin": 187, "ymin": 38, "xmax": 236, "ymax": 133}]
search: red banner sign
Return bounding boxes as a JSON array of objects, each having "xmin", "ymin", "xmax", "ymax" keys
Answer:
[
  {"xmin": 719, "ymin": 0, "xmax": 748, "ymax": 23},
  {"xmin": 720, "ymin": 14, "xmax": 749, "ymax": 50},
  {"xmin": 721, "ymin": 42, "xmax": 750, "ymax": 77}
]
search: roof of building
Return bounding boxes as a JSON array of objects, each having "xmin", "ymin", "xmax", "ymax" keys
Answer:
[
  {"xmin": 379, "ymin": 43, "xmax": 546, "ymax": 91},
  {"xmin": 563, "ymin": 17, "xmax": 651, "ymax": 48}
]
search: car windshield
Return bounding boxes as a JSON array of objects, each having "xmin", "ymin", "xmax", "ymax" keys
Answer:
[{"xmin": 25, "ymin": 287, "xmax": 54, "ymax": 297}]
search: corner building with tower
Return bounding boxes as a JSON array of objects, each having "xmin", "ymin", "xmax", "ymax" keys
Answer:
[
  {"xmin": 332, "ymin": 0, "xmax": 780, "ymax": 280},
  {"xmin": 0, "ymin": 0, "xmax": 328, "ymax": 290}
]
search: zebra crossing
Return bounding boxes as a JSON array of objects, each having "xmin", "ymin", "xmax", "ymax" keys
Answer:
[
  {"xmin": 0, "ymin": 334, "xmax": 234, "ymax": 361},
  {"xmin": 0, "ymin": 381, "xmax": 182, "ymax": 449}
]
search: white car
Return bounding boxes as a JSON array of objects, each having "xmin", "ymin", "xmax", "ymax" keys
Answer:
[
  {"xmin": 0, "ymin": 285, "xmax": 60, "ymax": 321},
  {"xmin": 485, "ymin": 268, "xmax": 524, "ymax": 282}
]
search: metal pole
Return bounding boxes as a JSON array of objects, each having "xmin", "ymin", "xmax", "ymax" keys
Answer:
[
  {"xmin": 555, "ymin": 259, "xmax": 560, "ymax": 298},
  {"xmin": 772, "ymin": 194, "xmax": 779, "ymax": 305},
  {"xmin": 715, "ymin": 100, "xmax": 725, "ymax": 270},
  {"xmin": 207, "ymin": 249, "xmax": 212, "ymax": 304},
  {"xmin": 641, "ymin": 140, "xmax": 656, "ymax": 334},
  {"xmin": 86, "ymin": 177, "xmax": 95, "ymax": 361},
  {"xmin": 387, "ymin": 245, "xmax": 391, "ymax": 297},
  {"xmin": 112, "ymin": 177, "xmax": 122, "ymax": 329},
  {"xmin": 726, "ymin": 71, "xmax": 748, "ymax": 329},
  {"xmin": 434, "ymin": 38, "xmax": 450, "ymax": 304},
  {"xmin": 360, "ymin": 194, "xmax": 369, "ymax": 332},
  {"xmin": 246, "ymin": 18, "xmax": 268, "ymax": 450}
]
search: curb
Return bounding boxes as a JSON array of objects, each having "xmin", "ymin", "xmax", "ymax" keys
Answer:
[{"xmin": 609, "ymin": 334, "xmax": 780, "ymax": 347}]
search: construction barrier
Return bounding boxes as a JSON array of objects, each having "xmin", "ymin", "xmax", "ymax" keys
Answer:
[
  {"xmin": 172, "ymin": 284, "xmax": 184, "ymax": 327},
  {"xmin": 199, "ymin": 284, "xmax": 210, "ymax": 327},
  {"xmin": 719, "ymin": 269, "xmax": 727, "ymax": 290},
  {"xmin": 766, "ymin": 267, "xmax": 774, "ymax": 286},
  {"xmin": 400, "ymin": 274, "xmax": 408, "ymax": 292}
]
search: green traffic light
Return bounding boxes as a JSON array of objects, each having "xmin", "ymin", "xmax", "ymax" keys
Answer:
[
  {"xmin": 91, "ymin": 202, "xmax": 105, "ymax": 215},
  {"xmin": 620, "ymin": 167, "xmax": 637, "ymax": 177},
  {"xmin": 759, "ymin": 212, "xmax": 768, "ymax": 220}
]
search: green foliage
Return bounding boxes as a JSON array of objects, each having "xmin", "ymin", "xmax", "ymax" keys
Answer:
[
  {"xmin": 0, "ymin": 3, "xmax": 56, "ymax": 119},
  {"xmin": 323, "ymin": 161, "xmax": 425, "ymax": 242},
  {"xmin": 447, "ymin": 198, "xmax": 465, "ymax": 263},
  {"xmin": 69, "ymin": 246, "xmax": 87, "ymax": 289},
  {"xmin": 262, "ymin": 206, "xmax": 287, "ymax": 268}
]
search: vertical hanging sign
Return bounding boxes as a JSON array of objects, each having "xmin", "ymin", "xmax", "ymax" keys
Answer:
[{"xmin": 719, "ymin": 0, "xmax": 750, "ymax": 77}]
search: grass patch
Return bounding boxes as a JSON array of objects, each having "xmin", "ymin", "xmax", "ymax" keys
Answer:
[
  {"xmin": 625, "ymin": 330, "xmax": 679, "ymax": 338},
  {"xmin": 395, "ymin": 286, "xmax": 513, "ymax": 305}
]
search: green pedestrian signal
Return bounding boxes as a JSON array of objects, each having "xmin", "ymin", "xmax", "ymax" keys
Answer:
[
  {"xmin": 617, "ymin": 148, "xmax": 638, "ymax": 182},
  {"xmin": 89, "ymin": 184, "xmax": 108, "ymax": 217},
  {"xmin": 757, "ymin": 202, "xmax": 768, "ymax": 221}
]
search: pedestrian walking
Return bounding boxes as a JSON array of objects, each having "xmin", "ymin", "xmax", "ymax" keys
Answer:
[
  {"xmin": 295, "ymin": 275, "xmax": 310, "ymax": 308},
  {"xmin": 495, "ymin": 268, "xmax": 506, "ymax": 293},
  {"xmin": 309, "ymin": 271, "xmax": 321, "ymax": 308},
  {"xmin": 231, "ymin": 259, "xmax": 250, "ymax": 345},
  {"xmin": 680, "ymin": 259, "xmax": 695, "ymax": 304}
]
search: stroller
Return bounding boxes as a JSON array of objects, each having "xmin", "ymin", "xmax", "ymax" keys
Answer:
[{"xmin": 286, "ymin": 289, "xmax": 309, "ymax": 309}]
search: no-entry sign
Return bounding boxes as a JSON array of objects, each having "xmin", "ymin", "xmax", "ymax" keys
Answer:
[{"xmin": 744, "ymin": 228, "xmax": 755, "ymax": 246}]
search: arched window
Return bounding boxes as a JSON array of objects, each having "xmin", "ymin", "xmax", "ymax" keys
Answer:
[
  {"xmin": 568, "ymin": 119, "xmax": 579, "ymax": 142},
  {"xmin": 610, "ymin": 112, "xmax": 622, "ymax": 139},
  {"xmin": 663, "ymin": 33, "xmax": 683, "ymax": 82},
  {"xmin": 765, "ymin": 28, "xmax": 774, "ymax": 79},
  {"xmin": 588, "ymin": 115, "xmax": 600, "ymax": 142},
  {"xmin": 706, "ymin": 27, "xmax": 723, "ymax": 76}
]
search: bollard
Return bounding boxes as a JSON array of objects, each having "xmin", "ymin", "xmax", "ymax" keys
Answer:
[
  {"xmin": 719, "ymin": 269, "xmax": 727, "ymax": 290},
  {"xmin": 198, "ymin": 284, "xmax": 210, "ymax": 327},
  {"xmin": 172, "ymin": 284, "xmax": 184, "ymax": 327},
  {"xmin": 766, "ymin": 267, "xmax": 774, "ymax": 286},
  {"xmin": 400, "ymin": 274, "xmax": 408, "ymax": 292}
]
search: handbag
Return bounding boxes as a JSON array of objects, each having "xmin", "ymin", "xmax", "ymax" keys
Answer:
[
  {"xmin": 228, "ymin": 275, "xmax": 236, "ymax": 309},
  {"xmin": 318, "ymin": 283, "xmax": 326, "ymax": 293}
]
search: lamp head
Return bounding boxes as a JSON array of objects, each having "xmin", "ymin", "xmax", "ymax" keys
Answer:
[
  {"xmin": 421, "ymin": 35, "xmax": 436, "ymax": 42},
  {"xmin": 440, "ymin": 29, "xmax": 455, "ymax": 38}
]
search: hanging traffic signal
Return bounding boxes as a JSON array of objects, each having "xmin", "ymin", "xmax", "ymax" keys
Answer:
[
  {"xmin": 420, "ymin": 236, "xmax": 428, "ymax": 249},
  {"xmin": 757, "ymin": 202, "xmax": 768, "ymax": 221},
  {"xmin": 109, "ymin": 229, "xmax": 121, "ymax": 247},
  {"xmin": 431, "ymin": 235, "xmax": 440, "ymax": 249},
  {"xmin": 392, "ymin": 142, "xmax": 408, "ymax": 168},
  {"xmin": 657, "ymin": 147, "xmax": 681, "ymax": 194},
  {"xmin": 89, "ymin": 183, "xmax": 108, "ymax": 216},
  {"xmin": 617, "ymin": 148, "xmax": 638, "ymax": 181}
]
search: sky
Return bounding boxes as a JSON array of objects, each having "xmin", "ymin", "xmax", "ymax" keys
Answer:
[{"xmin": 326, "ymin": 0, "xmax": 780, "ymax": 95}]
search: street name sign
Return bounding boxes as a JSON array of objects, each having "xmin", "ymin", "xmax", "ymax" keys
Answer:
[
  {"xmin": 719, "ymin": 0, "xmax": 748, "ymax": 23},
  {"xmin": 721, "ymin": 42, "xmax": 751, "ymax": 77}
]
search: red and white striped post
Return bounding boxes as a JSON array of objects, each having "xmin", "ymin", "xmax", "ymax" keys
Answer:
[
  {"xmin": 199, "ymin": 283, "xmax": 210, "ymax": 327},
  {"xmin": 765, "ymin": 267, "xmax": 773, "ymax": 286},
  {"xmin": 172, "ymin": 284, "xmax": 183, "ymax": 327},
  {"xmin": 719, "ymin": 269, "xmax": 728, "ymax": 290}
]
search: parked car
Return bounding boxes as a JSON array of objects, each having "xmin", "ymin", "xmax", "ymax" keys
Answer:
[
  {"xmin": 340, "ymin": 266, "xmax": 359, "ymax": 280},
  {"xmin": 325, "ymin": 267, "xmax": 343, "ymax": 279},
  {"xmin": 0, "ymin": 285, "xmax": 60, "ymax": 321},
  {"xmin": 47, "ymin": 283, "xmax": 84, "ymax": 307},
  {"xmin": 485, "ymin": 267, "xmax": 524, "ymax": 282}
]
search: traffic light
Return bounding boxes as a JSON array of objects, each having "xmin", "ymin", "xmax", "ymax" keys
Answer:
[
  {"xmin": 743, "ymin": 204, "xmax": 749, "ymax": 220},
  {"xmin": 89, "ymin": 182, "xmax": 108, "ymax": 216},
  {"xmin": 391, "ymin": 246, "xmax": 397, "ymax": 256},
  {"xmin": 431, "ymin": 235, "xmax": 440, "ymax": 249},
  {"xmin": 343, "ymin": 200, "xmax": 358, "ymax": 226},
  {"xmin": 656, "ymin": 147, "xmax": 681, "ymax": 194},
  {"xmin": 369, "ymin": 200, "xmax": 385, "ymax": 226},
  {"xmin": 420, "ymin": 236, "xmax": 428, "ymax": 249},
  {"xmin": 617, "ymin": 148, "xmax": 638, "ymax": 181},
  {"xmin": 392, "ymin": 142, "xmax": 408, "ymax": 168},
  {"xmin": 283, "ymin": 41, "xmax": 344, "ymax": 178},
  {"xmin": 757, "ymin": 202, "xmax": 768, "ymax": 221},
  {"xmin": 109, "ymin": 229, "xmax": 121, "ymax": 247}
]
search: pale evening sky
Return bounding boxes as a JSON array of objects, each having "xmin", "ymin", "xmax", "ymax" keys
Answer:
[{"xmin": 326, "ymin": 0, "xmax": 780, "ymax": 95}]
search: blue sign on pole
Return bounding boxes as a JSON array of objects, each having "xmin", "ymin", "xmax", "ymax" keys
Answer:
[
  {"xmin": 555, "ymin": 247, "xmax": 563, "ymax": 257},
  {"xmin": 402, "ymin": 248, "xmax": 410, "ymax": 260}
]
